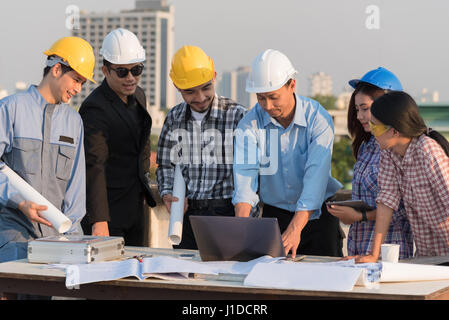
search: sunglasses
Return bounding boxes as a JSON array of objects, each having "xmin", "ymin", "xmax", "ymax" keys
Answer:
[
  {"xmin": 369, "ymin": 121, "xmax": 391, "ymax": 137},
  {"xmin": 108, "ymin": 64, "xmax": 144, "ymax": 78}
]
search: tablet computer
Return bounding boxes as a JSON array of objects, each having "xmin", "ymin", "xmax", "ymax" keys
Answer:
[{"xmin": 326, "ymin": 200, "xmax": 374, "ymax": 211}]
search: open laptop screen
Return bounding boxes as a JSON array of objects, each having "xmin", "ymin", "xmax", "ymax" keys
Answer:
[{"xmin": 189, "ymin": 215, "xmax": 286, "ymax": 261}]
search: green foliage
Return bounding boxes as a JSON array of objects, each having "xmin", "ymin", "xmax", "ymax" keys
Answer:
[
  {"xmin": 150, "ymin": 134, "xmax": 159, "ymax": 151},
  {"xmin": 331, "ymin": 137, "xmax": 355, "ymax": 189},
  {"xmin": 148, "ymin": 134, "xmax": 160, "ymax": 182},
  {"xmin": 312, "ymin": 94, "xmax": 337, "ymax": 110},
  {"xmin": 148, "ymin": 166, "xmax": 157, "ymax": 183}
]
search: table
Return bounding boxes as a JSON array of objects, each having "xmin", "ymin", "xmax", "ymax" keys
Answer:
[{"xmin": 1, "ymin": 247, "xmax": 449, "ymax": 300}]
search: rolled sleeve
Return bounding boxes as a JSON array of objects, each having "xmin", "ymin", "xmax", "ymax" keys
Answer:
[{"xmin": 376, "ymin": 150, "xmax": 401, "ymax": 211}]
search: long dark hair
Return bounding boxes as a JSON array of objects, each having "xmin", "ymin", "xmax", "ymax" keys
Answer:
[
  {"xmin": 371, "ymin": 91, "xmax": 449, "ymax": 157},
  {"xmin": 347, "ymin": 83, "xmax": 386, "ymax": 159}
]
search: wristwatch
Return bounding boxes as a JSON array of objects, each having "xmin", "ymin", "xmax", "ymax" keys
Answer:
[{"xmin": 360, "ymin": 209, "xmax": 368, "ymax": 222}]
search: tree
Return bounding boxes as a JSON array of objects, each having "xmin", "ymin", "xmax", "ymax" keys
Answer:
[
  {"xmin": 311, "ymin": 94, "xmax": 337, "ymax": 110},
  {"xmin": 331, "ymin": 137, "xmax": 355, "ymax": 189}
]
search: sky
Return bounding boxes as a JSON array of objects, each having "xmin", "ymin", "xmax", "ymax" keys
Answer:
[{"xmin": 0, "ymin": 0, "xmax": 448, "ymax": 101}]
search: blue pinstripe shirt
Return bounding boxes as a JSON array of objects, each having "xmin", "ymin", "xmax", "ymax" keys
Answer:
[{"xmin": 232, "ymin": 94, "xmax": 342, "ymax": 219}]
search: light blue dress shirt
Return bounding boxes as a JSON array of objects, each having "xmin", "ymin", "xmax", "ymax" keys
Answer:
[
  {"xmin": 232, "ymin": 94, "xmax": 342, "ymax": 219},
  {"xmin": 0, "ymin": 86, "xmax": 86, "ymax": 260}
]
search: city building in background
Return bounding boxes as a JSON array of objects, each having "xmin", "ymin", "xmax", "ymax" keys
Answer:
[
  {"xmin": 419, "ymin": 88, "xmax": 440, "ymax": 103},
  {"xmin": 308, "ymin": 71, "xmax": 333, "ymax": 97},
  {"xmin": 71, "ymin": 0, "xmax": 175, "ymax": 119},
  {"xmin": 335, "ymin": 90, "xmax": 352, "ymax": 110},
  {"xmin": 216, "ymin": 66, "xmax": 257, "ymax": 109},
  {"xmin": 15, "ymin": 81, "xmax": 27, "ymax": 94}
]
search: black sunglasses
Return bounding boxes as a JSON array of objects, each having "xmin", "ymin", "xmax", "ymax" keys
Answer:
[{"xmin": 108, "ymin": 64, "xmax": 144, "ymax": 78}]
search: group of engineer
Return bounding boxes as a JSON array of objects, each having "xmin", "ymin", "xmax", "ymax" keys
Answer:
[{"xmin": 1, "ymin": 28, "xmax": 449, "ymax": 296}]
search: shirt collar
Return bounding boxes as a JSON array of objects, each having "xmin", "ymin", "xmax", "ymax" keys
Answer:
[
  {"xmin": 261, "ymin": 93, "xmax": 307, "ymax": 128},
  {"xmin": 365, "ymin": 135, "xmax": 378, "ymax": 151},
  {"xmin": 388, "ymin": 137, "xmax": 418, "ymax": 166},
  {"xmin": 183, "ymin": 93, "xmax": 220, "ymax": 121},
  {"xmin": 28, "ymin": 85, "xmax": 50, "ymax": 109},
  {"xmin": 402, "ymin": 137, "xmax": 419, "ymax": 164}
]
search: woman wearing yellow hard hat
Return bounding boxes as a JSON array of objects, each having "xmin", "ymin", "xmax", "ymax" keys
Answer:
[{"xmin": 0, "ymin": 36, "xmax": 94, "ymax": 299}]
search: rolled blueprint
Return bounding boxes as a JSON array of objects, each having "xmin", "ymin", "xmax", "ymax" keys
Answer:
[
  {"xmin": 380, "ymin": 262, "xmax": 449, "ymax": 282},
  {"xmin": 168, "ymin": 165, "xmax": 186, "ymax": 245},
  {"xmin": 0, "ymin": 164, "xmax": 72, "ymax": 233}
]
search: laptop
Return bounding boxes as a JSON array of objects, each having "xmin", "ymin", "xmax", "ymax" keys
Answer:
[{"xmin": 189, "ymin": 215, "xmax": 286, "ymax": 261}]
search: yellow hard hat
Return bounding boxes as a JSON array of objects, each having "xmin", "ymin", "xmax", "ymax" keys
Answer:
[
  {"xmin": 169, "ymin": 46, "xmax": 215, "ymax": 89},
  {"xmin": 44, "ymin": 37, "xmax": 96, "ymax": 83}
]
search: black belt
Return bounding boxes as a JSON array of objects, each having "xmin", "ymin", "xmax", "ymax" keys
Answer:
[{"xmin": 188, "ymin": 198, "xmax": 232, "ymax": 210}]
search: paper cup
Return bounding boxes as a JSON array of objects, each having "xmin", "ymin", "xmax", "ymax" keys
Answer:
[{"xmin": 381, "ymin": 244, "xmax": 400, "ymax": 263}]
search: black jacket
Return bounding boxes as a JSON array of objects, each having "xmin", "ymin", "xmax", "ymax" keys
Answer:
[{"xmin": 79, "ymin": 80, "xmax": 156, "ymax": 229}]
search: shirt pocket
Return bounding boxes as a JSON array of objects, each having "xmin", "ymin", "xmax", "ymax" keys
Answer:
[
  {"xmin": 11, "ymin": 138, "xmax": 41, "ymax": 175},
  {"xmin": 55, "ymin": 144, "xmax": 76, "ymax": 181},
  {"xmin": 411, "ymin": 183, "xmax": 441, "ymax": 223}
]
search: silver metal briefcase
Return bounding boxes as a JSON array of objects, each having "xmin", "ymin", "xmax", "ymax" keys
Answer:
[{"xmin": 27, "ymin": 235, "xmax": 125, "ymax": 264}]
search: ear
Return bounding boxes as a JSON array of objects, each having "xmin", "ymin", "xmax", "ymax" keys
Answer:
[
  {"xmin": 102, "ymin": 65, "xmax": 109, "ymax": 77},
  {"xmin": 50, "ymin": 63, "xmax": 63, "ymax": 78},
  {"xmin": 289, "ymin": 79, "xmax": 296, "ymax": 92}
]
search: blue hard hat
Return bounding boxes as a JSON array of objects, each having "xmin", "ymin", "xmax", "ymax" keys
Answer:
[{"xmin": 348, "ymin": 67, "xmax": 403, "ymax": 91}]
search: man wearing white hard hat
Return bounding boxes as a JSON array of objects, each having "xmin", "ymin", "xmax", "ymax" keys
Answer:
[
  {"xmin": 79, "ymin": 28, "xmax": 156, "ymax": 246},
  {"xmin": 233, "ymin": 49, "xmax": 344, "ymax": 258}
]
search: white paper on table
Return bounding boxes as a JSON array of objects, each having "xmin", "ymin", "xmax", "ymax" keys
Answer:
[
  {"xmin": 244, "ymin": 262, "xmax": 362, "ymax": 292},
  {"xmin": 168, "ymin": 165, "xmax": 186, "ymax": 245},
  {"xmin": 45, "ymin": 255, "xmax": 285, "ymax": 288},
  {"xmin": 0, "ymin": 164, "xmax": 72, "ymax": 233},
  {"xmin": 307, "ymin": 259, "xmax": 449, "ymax": 285},
  {"xmin": 380, "ymin": 262, "xmax": 449, "ymax": 282},
  {"xmin": 203, "ymin": 255, "xmax": 285, "ymax": 274},
  {"xmin": 48, "ymin": 260, "xmax": 140, "ymax": 288},
  {"xmin": 141, "ymin": 256, "xmax": 219, "ymax": 276}
]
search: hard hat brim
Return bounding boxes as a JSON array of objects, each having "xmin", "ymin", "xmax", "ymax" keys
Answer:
[{"xmin": 348, "ymin": 79, "xmax": 359, "ymax": 89}]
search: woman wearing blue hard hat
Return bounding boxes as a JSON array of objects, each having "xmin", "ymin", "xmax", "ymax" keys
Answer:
[{"xmin": 327, "ymin": 67, "xmax": 414, "ymax": 260}]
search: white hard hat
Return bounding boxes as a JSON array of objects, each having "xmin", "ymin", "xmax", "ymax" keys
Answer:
[
  {"xmin": 246, "ymin": 49, "xmax": 297, "ymax": 93},
  {"xmin": 100, "ymin": 28, "xmax": 145, "ymax": 64}
]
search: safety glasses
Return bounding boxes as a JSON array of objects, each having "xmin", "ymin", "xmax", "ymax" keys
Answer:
[
  {"xmin": 109, "ymin": 64, "xmax": 144, "ymax": 78},
  {"xmin": 369, "ymin": 120, "xmax": 391, "ymax": 137}
]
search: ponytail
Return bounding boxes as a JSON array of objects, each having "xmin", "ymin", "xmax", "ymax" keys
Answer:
[{"xmin": 425, "ymin": 128, "xmax": 449, "ymax": 157}]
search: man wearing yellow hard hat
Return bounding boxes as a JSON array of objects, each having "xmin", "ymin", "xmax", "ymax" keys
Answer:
[
  {"xmin": 156, "ymin": 46, "xmax": 247, "ymax": 249},
  {"xmin": 79, "ymin": 28, "xmax": 156, "ymax": 247},
  {"xmin": 0, "ymin": 37, "xmax": 95, "ymax": 298}
]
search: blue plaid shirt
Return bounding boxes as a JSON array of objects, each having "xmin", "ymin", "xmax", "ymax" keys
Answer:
[{"xmin": 349, "ymin": 136, "xmax": 414, "ymax": 259}]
